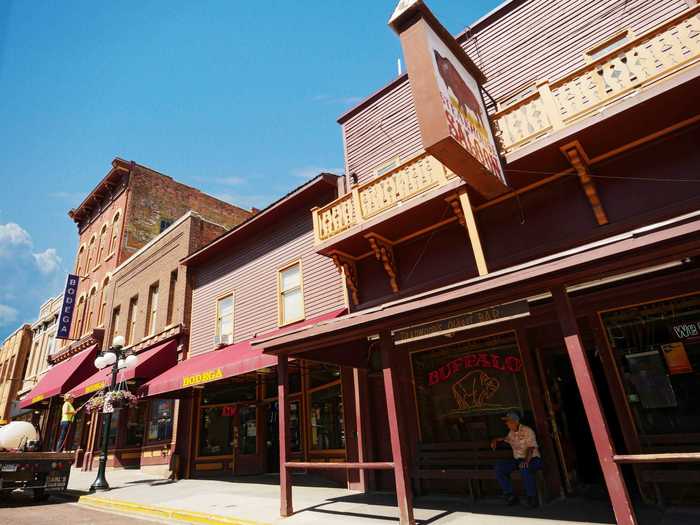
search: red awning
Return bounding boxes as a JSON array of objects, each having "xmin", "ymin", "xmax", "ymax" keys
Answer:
[
  {"xmin": 69, "ymin": 339, "xmax": 178, "ymax": 399},
  {"xmin": 140, "ymin": 309, "xmax": 345, "ymax": 397},
  {"xmin": 19, "ymin": 344, "xmax": 99, "ymax": 408}
]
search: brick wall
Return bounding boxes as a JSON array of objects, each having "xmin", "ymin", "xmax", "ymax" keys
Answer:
[{"xmin": 122, "ymin": 166, "xmax": 251, "ymax": 262}]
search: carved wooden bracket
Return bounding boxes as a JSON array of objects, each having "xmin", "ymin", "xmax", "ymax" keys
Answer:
[
  {"xmin": 445, "ymin": 194, "xmax": 466, "ymax": 229},
  {"xmin": 561, "ymin": 141, "xmax": 609, "ymax": 226},
  {"xmin": 330, "ymin": 251, "xmax": 360, "ymax": 306},
  {"xmin": 365, "ymin": 233, "xmax": 399, "ymax": 293}
]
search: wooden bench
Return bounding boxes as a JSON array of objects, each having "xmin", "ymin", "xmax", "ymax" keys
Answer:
[{"xmin": 412, "ymin": 440, "xmax": 546, "ymax": 505}]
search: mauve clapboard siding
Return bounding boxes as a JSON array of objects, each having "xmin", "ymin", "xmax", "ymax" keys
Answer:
[
  {"xmin": 460, "ymin": 0, "xmax": 688, "ymax": 102},
  {"xmin": 188, "ymin": 204, "xmax": 345, "ymax": 357},
  {"xmin": 342, "ymin": 79, "xmax": 423, "ymax": 186},
  {"xmin": 341, "ymin": 0, "xmax": 687, "ymax": 187}
]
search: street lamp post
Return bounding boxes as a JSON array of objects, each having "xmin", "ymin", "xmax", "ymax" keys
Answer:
[{"xmin": 89, "ymin": 335, "xmax": 137, "ymax": 492}]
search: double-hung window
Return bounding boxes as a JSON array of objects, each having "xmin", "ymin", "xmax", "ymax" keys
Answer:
[
  {"xmin": 278, "ymin": 262, "xmax": 304, "ymax": 325},
  {"xmin": 216, "ymin": 294, "xmax": 234, "ymax": 341}
]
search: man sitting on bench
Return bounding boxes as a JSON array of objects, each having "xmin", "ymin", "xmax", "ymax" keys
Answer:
[{"xmin": 490, "ymin": 411, "xmax": 542, "ymax": 508}]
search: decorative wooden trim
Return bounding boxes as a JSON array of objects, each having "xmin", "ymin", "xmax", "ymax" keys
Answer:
[
  {"xmin": 277, "ymin": 258, "xmax": 306, "ymax": 327},
  {"xmin": 330, "ymin": 252, "xmax": 360, "ymax": 306},
  {"xmin": 561, "ymin": 141, "xmax": 609, "ymax": 226},
  {"xmin": 365, "ymin": 233, "xmax": 399, "ymax": 293}
]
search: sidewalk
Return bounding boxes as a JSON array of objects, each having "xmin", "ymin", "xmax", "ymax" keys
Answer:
[{"xmin": 69, "ymin": 468, "xmax": 698, "ymax": 525}]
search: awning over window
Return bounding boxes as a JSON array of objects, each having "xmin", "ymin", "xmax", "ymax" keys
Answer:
[
  {"xmin": 69, "ymin": 339, "xmax": 178, "ymax": 399},
  {"xmin": 19, "ymin": 344, "xmax": 99, "ymax": 408},
  {"xmin": 140, "ymin": 309, "xmax": 345, "ymax": 397}
]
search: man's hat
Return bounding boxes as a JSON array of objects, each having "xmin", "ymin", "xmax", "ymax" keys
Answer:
[
  {"xmin": 63, "ymin": 393, "xmax": 74, "ymax": 400},
  {"xmin": 501, "ymin": 411, "xmax": 520, "ymax": 423}
]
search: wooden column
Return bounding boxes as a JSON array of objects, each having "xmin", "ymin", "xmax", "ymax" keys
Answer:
[
  {"xmin": 551, "ymin": 286, "xmax": 637, "ymax": 525},
  {"xmin": 277, "ymin": 354, "xmax": 293, "ymax": 517},
  {"xmin": 454, "ymin": 190, "xmax": 488, "ymax": 276},
  {"xmin": 353, "ymin": 367, "xmax": 374, "ymax": 492},
  {"xmin": 379, "ymin": 332, "xmax": 415, "ymax": 525},
  {"xmin": 515, "ymin": 326, "xmax": 564, "ymax": 498}
]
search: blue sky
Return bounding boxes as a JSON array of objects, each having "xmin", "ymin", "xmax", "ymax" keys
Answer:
[{"xmin": 0, "ymin": 0, "xmax": 502, "ymax": 338}]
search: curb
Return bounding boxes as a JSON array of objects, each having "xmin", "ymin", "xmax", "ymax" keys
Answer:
[{"xmin": 78, "ymin": 495, "xmax": 270, "ymax": 525}]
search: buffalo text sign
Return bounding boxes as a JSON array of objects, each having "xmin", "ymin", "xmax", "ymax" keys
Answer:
[
  {"xmin": 390, "ymin": 0, "xmax": 508, "ymax": 198},
  {"xmin": 55, "ymin": 274, "xmax": 79, "ymax": 340}
]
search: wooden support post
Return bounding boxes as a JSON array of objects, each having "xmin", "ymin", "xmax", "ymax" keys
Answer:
[
  {"xmin": 551, "ymin": 286, "xmax": 637, "ymax": 525},
  {"xmin": 277, "ymin": 354, "xmax": 293, "ymax": 517},
  {"xmin": 353, "ymin": 368, "xmax": 373, "ymax": 492},
  {"xmin": 457, "ymin": 190, "xmax": 488, "ymax": 276},
  {"xmin": 379, "ymin": 332, "xmax": 415, "ymax": 525}
]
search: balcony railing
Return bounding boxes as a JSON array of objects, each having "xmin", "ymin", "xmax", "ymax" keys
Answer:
[
  {"xmin": 493, "ymin": 6, "xmax": 700, "ymax": 154},
  {"xmin": 312, "ymin": 154, "xmax": 457, "ymax": 244}
]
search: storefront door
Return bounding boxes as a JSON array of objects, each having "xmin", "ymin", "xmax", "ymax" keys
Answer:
[{"xmin": 535, "ymin": 346, "xmax": 603, "ymax": 492}]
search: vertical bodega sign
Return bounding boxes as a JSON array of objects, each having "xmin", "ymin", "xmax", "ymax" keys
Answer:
[
  {"xmin": 56, "ymin": 274, "xmax": 79, "ymax": 340},
  {"xmin": 389, "ymin": 0, "xmax": 508, "ymax": 198}
]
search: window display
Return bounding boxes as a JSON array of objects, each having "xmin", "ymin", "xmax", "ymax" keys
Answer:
[
  {"xmin": 199, "ymin": 406, "xmax": 234, "ymax": 457},
  {"xmin": 309, "ymin": 383, "xmax": 345, "ymax": 450},
  {"xmin": 601, "ymin": 294, "xmax": 700, "ymax": 435},
  {"xmin": 411, "ymin": 332, "xmax": 532, "ymax": 443},
  {"xmin": 147, "ymin": 399, "xmax": 174, "ymax": 442}
]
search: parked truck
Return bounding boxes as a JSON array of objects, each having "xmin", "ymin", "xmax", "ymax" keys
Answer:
[{"xmin": 0, "ymin": 421, "xmax": 73, "ymax": 501}]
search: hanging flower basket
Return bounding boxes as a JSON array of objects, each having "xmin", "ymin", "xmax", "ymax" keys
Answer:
[{"xmin": 84, "ymin": 389, "xmax": 139, "ymax": 414}]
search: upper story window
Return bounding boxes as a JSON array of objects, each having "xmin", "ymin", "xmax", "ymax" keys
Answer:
[
  {"xmin": 146, "ymin": 282, "xmax": 159, "ymax": 336},
  {"xmin": 75, "ymin": 246, "xmax": 85, "ymax": 276},
  {"xmin": 97, "ymin": 224, "xmax": 108, "ymax": 263},
  {"xmin": 97, "ymin": 276, "xmax": 110, "ymax": 327},
  {"xmin": 166, "ymin": 269, "xmax": 177, "ymax": 326},
  {"xmin": 278, "ymin": 261, "xmax": 304, "ymax": 326},
  {"xmin": 109, "ymin": 211, "xmax": 121, "ymax": 255},
  {"xmin": 585, "ymin": 29, "xmax": 632, "ymax": 63},
  {"xmin": 216, "ymin": 294, "xmax": 234, "ymax": 340},
  {"xmin": 126, "ymin": 295, "xmax": 138, "ymax": 345},
  {"xmin": 87, "ymin": 235, "xmax": 96, "ymax": 272},
  {"xmin": 159, "ymin": 218, "xmax": 173, "ymax": 233},
  {"xmin": 109, "ymin": 306, "xmax": 120, "ymax": 346}
]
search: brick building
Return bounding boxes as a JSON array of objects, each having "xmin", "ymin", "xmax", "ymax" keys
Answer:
[
  {"xmin": 66, "ymin": 211, "xmax": 228, "ymax": 475},
  {"xmin": 0, "ymin": 324, "xmax": 33, "ymax": 424},
  {"xmin": 20, "ymin": 158, "xmax": 252, "ymax": 449}
]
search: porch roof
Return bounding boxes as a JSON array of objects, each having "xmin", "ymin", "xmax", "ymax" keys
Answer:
[{"xmin": 252, "ymin": 211, "xmax": 700, "ymax": 354}]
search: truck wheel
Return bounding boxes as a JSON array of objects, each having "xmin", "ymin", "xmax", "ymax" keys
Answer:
[{"xmin": 32, "ymin": 487, "xmax": 49, "ymax": 502}]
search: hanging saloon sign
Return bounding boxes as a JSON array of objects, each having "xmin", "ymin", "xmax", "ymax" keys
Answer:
[
  {"xmin": 55, "ymin": 274, "xmax": 79, "ymax": 340},
  {"xmin": 389, "ymin": 0, "xmax": 508, "ymax": 199}
]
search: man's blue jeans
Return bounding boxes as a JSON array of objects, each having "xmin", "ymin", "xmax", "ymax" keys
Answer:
[
  {"xmin": 55, "ymin": 421, "xmax": 70, "ymax": 451},
  {"xmin": 495, "ymin": 457, "xmax": 542, "ymax": 497}
]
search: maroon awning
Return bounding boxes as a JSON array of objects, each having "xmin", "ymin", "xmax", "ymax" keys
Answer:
[
  {"xmin": 19, "ymin": 344, "xmax": 99, "ymax": 409},
  {"xmin": 68, "ymin": 339, "xmax": 177, "ymax": 399},
  {"xmin": 140, "ymin": 309, "xmax": 345, "ymax": 397}
]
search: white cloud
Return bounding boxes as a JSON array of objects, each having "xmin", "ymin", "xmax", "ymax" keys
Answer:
[
  {"xmin": 0, "ymin": 222, "xmax": 32, "ymax": 255},
  {"xmin": 292, "ymin": 166, "xmax": 343, "ymax": 179},
  {"xmin": 0, "ymin": 222, "xmax": 64, "ymax": 339},
  {"xmin": 33, "ymin": 248, "xmax": 62, "ymax": 275},
  {"xmin": 0, "ymin": 304, "xmax": 18, "ymax": 327}
]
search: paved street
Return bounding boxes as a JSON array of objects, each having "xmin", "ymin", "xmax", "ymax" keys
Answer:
[{"xmin": 0, "ymin": 492, "xmax": 159, "ymax": 525}]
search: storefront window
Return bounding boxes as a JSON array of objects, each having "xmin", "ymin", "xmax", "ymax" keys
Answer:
[
  {"xmin": 201, "ymin": 378, "xmax": 257, "ymax": 405},
  {"xmin": 309, "ymin": 383, "xmax": 345, "ymax": 450},
  {"xmin": 107, "ymin": 410, "xmax": 120, "ymax": 448},
  {"xmin": 262, "ymin": 366, "xmax": 301, "ymax": 398},
  {"xmin": 308, "ymin": 363, "xmax": 341, "ymax": 389},
  {"xmin": 239, "ymin": 405, "xmax": 257, "ymax": 455},
  {"xmin": 601, "ymin": 294, "xmax": 700, "ymax": 435},
  {"xmin": 198, "ymin": 406, "xmax": 233, "ymax": 457},
  {"xmin": 147, "ymin": 399, "xmax": 174, "ymax": 442},
  {"xmin": 125, "ymin": 403, "xmax": 146, "ymax": 447},
  {"xmin": 411, "ymin": 332, "xmax": 532, "ymax": 443}
]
